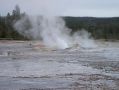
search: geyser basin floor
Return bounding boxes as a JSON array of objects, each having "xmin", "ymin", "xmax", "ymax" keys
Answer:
[{"xmin": 0, "ymin": 40, "xmax": 119, "ymax": 90}]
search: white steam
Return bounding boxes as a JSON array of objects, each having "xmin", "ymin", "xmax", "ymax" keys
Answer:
[{"xmin": 14, "ymin": 15, "xmax": 97, "ymax": 49}]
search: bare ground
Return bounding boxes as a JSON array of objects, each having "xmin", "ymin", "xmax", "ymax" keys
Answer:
[{"xmin": 0, "ymin": 40, "xmax": 119, "ymax": 90}]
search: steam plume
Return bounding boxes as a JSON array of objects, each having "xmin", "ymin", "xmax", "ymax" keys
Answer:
[{"xmin": 14, "ymin": 15, "xmax": 97, "ymax": 49}]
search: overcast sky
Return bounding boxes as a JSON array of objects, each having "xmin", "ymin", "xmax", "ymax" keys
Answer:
[{"xmin": 0, "ymin": 0, "xmax": 119, "ymax": 17}]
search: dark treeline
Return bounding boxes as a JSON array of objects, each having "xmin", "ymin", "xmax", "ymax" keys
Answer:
[
  {"xmin": 0, "ymin": 5, "xmax": 27, "ymax": 40},
  {"xmin": 0, "ymin": 5, "xmax": 119, "ymax": 40},
  {"xmin": 64, "ymin": 17, "xmax": 119, "ymax": 40}
]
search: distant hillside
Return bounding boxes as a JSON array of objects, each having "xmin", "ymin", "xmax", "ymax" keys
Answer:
[{"xmin": 64, "ymin": 17, "xmax": 119, "ymax": 39}]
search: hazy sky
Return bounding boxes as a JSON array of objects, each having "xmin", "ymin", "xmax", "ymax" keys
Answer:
[{"xmin": 0, "ymin": 0, "xmax": 119, "ymax": 17}]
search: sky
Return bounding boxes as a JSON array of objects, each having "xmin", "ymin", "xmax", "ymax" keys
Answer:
[{"xmin": 0, "ymin": 0, "xmax": 119, "ymax": 17}]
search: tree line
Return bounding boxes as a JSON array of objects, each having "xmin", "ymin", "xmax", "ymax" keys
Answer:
[
  {"xmin": 0, "ymin": 5, "xmax": 119, "ymax": 40},
  {"xmin": 0, "ymin": 5, "xmax": 27, "ymax": 40},
  {"xmin": 64, "ymin": 17, "xmax": 119, "ymax": 40}
]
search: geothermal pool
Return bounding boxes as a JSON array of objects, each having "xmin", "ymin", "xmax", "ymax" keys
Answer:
[{"xmin": 0, "ymin": 40, "xmax": 119, "ymax": 90}]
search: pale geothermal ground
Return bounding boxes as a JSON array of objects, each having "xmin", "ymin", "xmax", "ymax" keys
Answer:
[{"xmin": 0, "ymin": 40, "xmax": 119, "ymax": 90}]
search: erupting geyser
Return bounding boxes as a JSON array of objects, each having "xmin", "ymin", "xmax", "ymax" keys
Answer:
[{"xmin": 14, "ymin": 15, "xmax": 97, "ymax": 49}]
